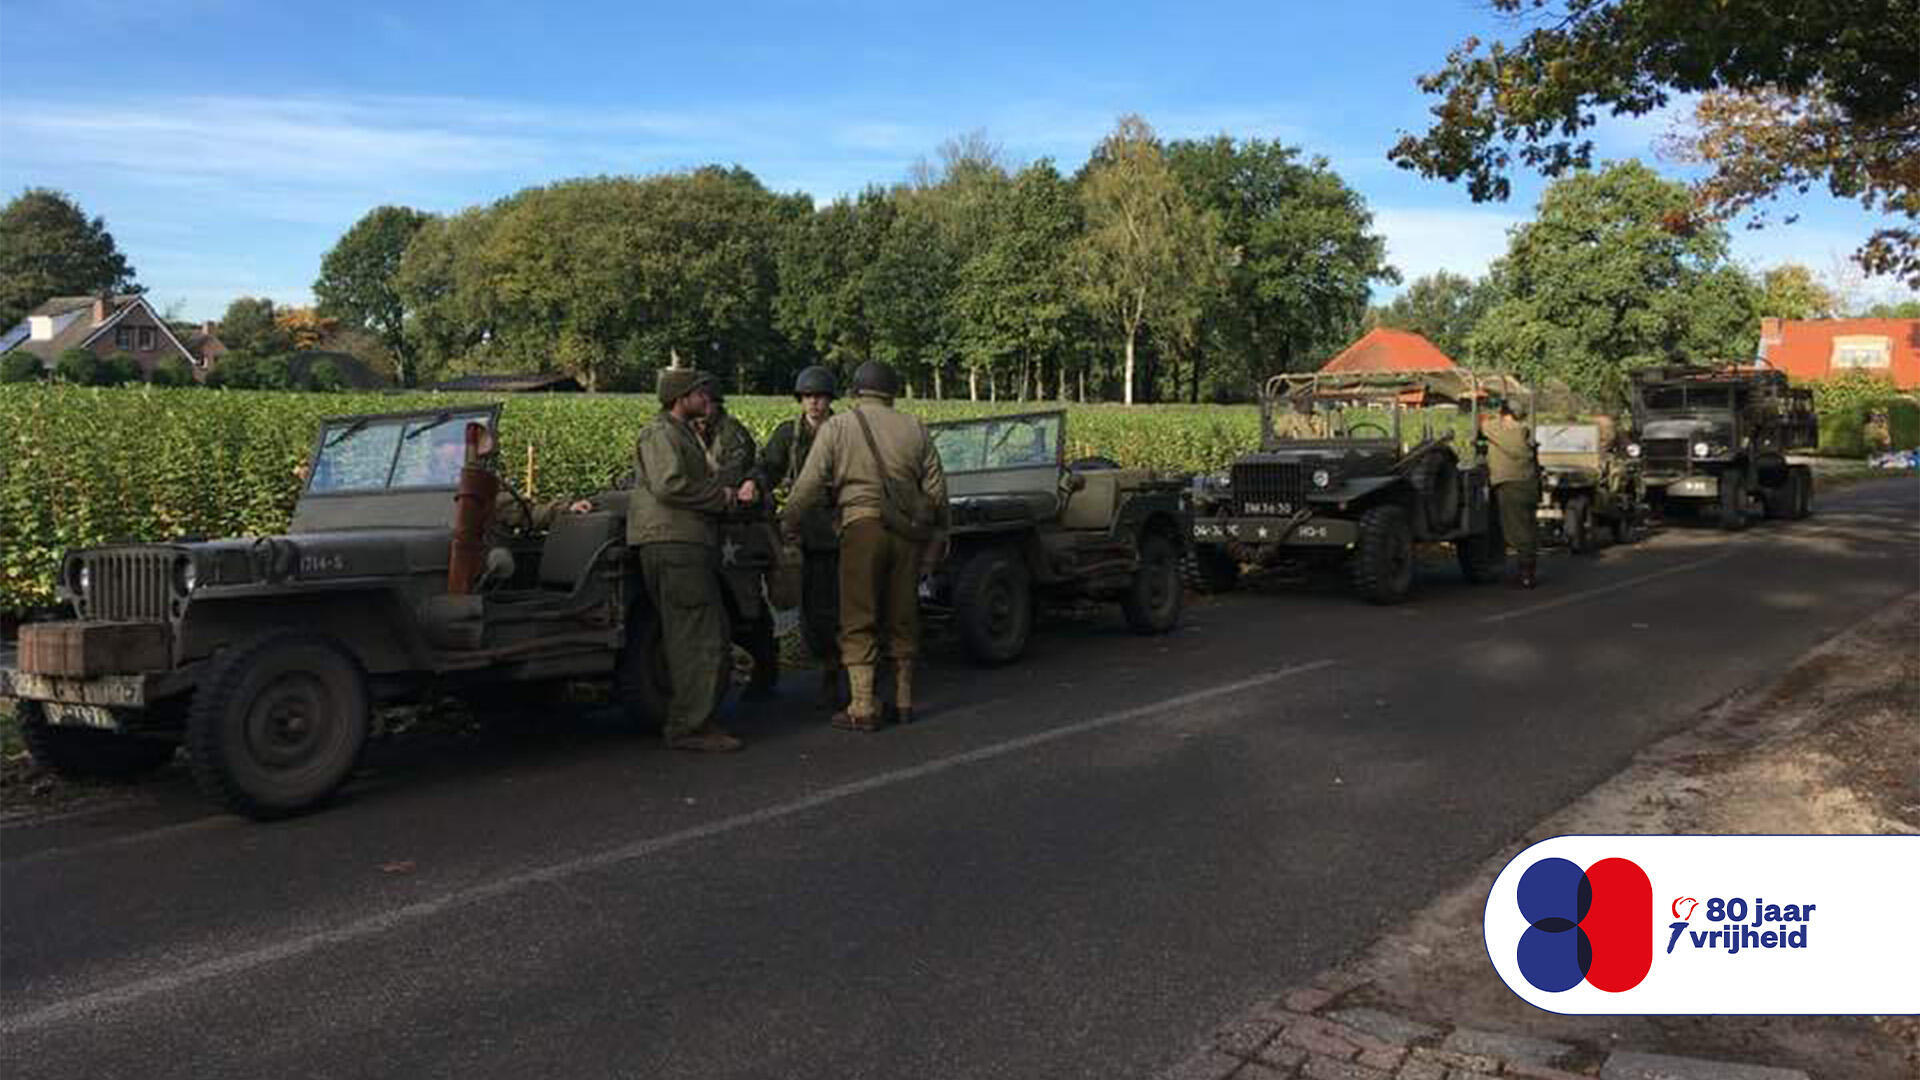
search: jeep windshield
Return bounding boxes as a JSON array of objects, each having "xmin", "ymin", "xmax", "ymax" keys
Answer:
[
  {"xmin": 1536, "ymin": 425, "xmax": 1600, "ymax": 454},
  {"xmin": 931, "ymin": 413, "xmax": 1063, "ymax": 474},
  {"xmin": 308, "ymin": 409, "xmax": 495, "ymax": 494}
]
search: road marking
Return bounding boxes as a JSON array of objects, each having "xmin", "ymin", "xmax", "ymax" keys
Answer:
[
  {"xmin": 0, "ymin": 659, "xmax": 1335, "ymax": 1036},
  {"xmin": 1479, "ymin": 551, "xmax": 1739, "ymax": 625}
]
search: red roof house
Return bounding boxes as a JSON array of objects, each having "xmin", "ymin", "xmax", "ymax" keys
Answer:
[
  {"xmin": 1758, "ymin": 318, "xmax": 1920, "ymax": 389},
  {"xmin": 1320, "ymin": 327, "xmax": 1457, "ymax": 373}
]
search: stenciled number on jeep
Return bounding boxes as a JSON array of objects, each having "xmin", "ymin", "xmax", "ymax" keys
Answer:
[
  {"xmin": 300, "ymin": 554, "xmax": 347, "ymax": 575},
  {"xmin": 1294, "ymin": 525, "xmax": 1329, "ymax": 540},
  {"xmin": 1244, "ymin": 501, "xmax": 1294, "ymax": 516}
]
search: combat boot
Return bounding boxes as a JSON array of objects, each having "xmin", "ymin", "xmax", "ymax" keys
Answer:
[
  {"xmin": 887, "ymin": 661, "xmax": 917, "ymax": 726},
  {"xmin": 833, "ymin": 664, "xmax": 884, "ymax": 732}
]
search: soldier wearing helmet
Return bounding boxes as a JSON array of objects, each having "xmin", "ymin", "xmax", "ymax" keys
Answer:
[
  {"xmin": 783, "ymin": 360, "xmax": 948, "ymax": 730},
  {"xmin": 759, "ymin": 366, "xmax": 843, "ymax": 707},
  {"xmin": 1485, "ymin": 395, "xmax": 1541, "ymax": 588}
]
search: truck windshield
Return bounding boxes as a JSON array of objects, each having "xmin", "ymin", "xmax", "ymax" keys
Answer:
[
  {"xmin": 307, "ymin": 410, "xmax": 494, "ymax": 493},
  {"xmin": 1644, "ymin": 387, "xmax": 1732, "ymax": 411}
]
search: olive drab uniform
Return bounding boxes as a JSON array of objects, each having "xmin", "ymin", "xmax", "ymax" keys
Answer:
[
  {"xmin": 1485, "ymin": 411, "xmax": 1541, "ymax": 586},
  {"xmin": 696, "ymin": 405, "xmax": 780, "ymax": 697},
  {"xmin": 761, "ymin": 409, "xmax": 840, "ymax": 678},
  {"xmin": 628, "ymin": 408, "xmax": 734, "ymax": 740},
  {"xmin": 784, "ymin": 388, "xmax": 948, "ymax": 729}
]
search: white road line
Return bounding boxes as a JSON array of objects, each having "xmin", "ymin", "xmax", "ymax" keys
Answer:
[{"xmin": 0, "ymin": 659, "xmax": 1335, "ymax": 1036}]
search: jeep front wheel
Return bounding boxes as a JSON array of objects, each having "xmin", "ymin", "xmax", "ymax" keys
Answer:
[
  {"xmin": 953, "ymin": 547, "xmax": 1033, "ymax": 665},
  {"xmin": 1351, "ymin": 504, "xmax": 1414, "ymax": 604},
  {"xmin": 1121, "ymin": 532, "xmax": 1183, "ymax": 634},
  {"xmin": 18, "ymin": 700, "xmax": 177, "ymax": 780},
  {"xmin": 187, "ymin": 633, "xmax": 370, "ymax": 819}
]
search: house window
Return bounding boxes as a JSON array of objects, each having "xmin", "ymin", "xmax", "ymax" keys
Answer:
[
  {"xmin": 115, "ymin": 326, "xmax": 132, "ymax": 349},
  {"xmin": 138, "ymin": 326, "xmax": 156, "ymax": 351},
  {"xmin": 1830, "ymin": 336, "xmax": 1891, "ymax": 369}
]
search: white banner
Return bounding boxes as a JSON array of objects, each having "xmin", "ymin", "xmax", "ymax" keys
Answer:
[{"xmin": 1483, "ymin": 835, "xmax": 1920, "ymax": 1014}]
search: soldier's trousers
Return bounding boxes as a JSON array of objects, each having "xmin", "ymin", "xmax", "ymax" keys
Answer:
[
  {"xmin": 635, "ymin": 543, "xmax": 728, "ymax": 738},
  {"xmin": 800, "ymin": 549, "xmax": 841, "ymax": 666},
  {"xmin": 838, "ymin": 518, "xmax": 921, "ymax": 668},
  {"xmin": 1494, "ymin": 480, "xmax": 1540, "ymax": 563}
]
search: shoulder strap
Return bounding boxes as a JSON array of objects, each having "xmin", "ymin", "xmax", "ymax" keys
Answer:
[{"xmin": 852, "ymin": 406, "xmax": 891, "ymax": 477}]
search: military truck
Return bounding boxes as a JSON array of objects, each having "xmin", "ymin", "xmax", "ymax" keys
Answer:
[
  {"xmin": 0, "ymin": 406, "xmax": 703, "ymax": 819},
  {"xmin": 920, "ymin": 410, "xmax": 1190, "ymax": 664},
  {"xmin": 1627, "ymin": 366, "xmax": 1817, "ymax": 529},
  {"xmin": 1534, "ymin": 418, "xmax": 1645, "ymax": 552},
  {"xmin": 1188, "ymin": 370, "xmax": 1518, "ymax": 604}
]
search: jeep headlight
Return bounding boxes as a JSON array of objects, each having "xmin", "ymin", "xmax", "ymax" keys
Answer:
[
  {"xmin": 1626, "ymin": 442, "xmax": 1642, "ymax": 458},
  {"xmin": 1692, "ymin": 441, "xmax": 1711, "ymax": 458},
  {"xmin": 1311, "ymin": 469, "xmax": 1332, "ymax": 489}
]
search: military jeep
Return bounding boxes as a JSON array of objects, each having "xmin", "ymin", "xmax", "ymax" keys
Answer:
[
  {"xmin": 919, "ymin": 410, "xmax": 1191, "ymax": 665},
  {"xmin": 1189, "ymin": 370, "xmax": 1515, "ymax": 604},
  {"xmin": 1534, "ymin": 418, "xmax": 1645, "ymax": 552},
  {"xmin": 0, "ymin": 407, "xmax": 695, "ymax": 819}
]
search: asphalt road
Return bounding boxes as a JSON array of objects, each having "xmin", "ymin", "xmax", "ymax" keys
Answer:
[{"xmin": 4, "ymin": 478, "xmax": 1915, "ymax": 1080}]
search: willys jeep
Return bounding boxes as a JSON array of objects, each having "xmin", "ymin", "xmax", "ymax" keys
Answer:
[
  {"xmin": 1627, "ymin": 365, "xmax": 1817, "ymax": 529},
  {"xmin": 1188, "ymin": 370, "xmax": 1516, "ymax": 604},
  {"xmin": 0, "ymin": 407, "xmax": 701, "ymax": 819},
  {"xmin": 918, "ymin": 410, "xmax": 1191, "ymax": 665},
  {"xmin": 1533, "ymin": 418, "xmax": 1645, "ymax": 552}
]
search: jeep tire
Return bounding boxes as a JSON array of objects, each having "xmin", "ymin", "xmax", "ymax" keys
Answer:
[
  {"xmin": 1351, "ymin": 504, "xmax": 1415, "ymax": 604},
  {"xmin": 953, "ymin": 546, "xmax": 1033, "ymax": 665},
  {"xmin": 187, "ymin": 633, "xmax": 370, "ymax": 819},
  {"xmin": 1121, "ymin": 532, "xmax": 1183, "ymax": 634}
]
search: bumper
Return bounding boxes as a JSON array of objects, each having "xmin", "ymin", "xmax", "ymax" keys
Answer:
[
  {"xmin": 1192, "ymin": 516, "xmax": 1358, "ymax": 548},
  {"xmin": 1647, "ymin": 475, "xmax": 1719, "ymax": 498},
  {"xmin": 1, "ymin": 663, "xmax": 159, "ymax": 708}
]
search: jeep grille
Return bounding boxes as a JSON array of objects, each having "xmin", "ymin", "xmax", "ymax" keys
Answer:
[
  {"xmin": 1231, "ymin": 461, "xmax": 1309, "ymax": 516},
  {"xmin": 1641, "ymin": 438, "xmax": 1689, "ymax": 470},
  {"xmin": 78, "ymin": 550, "xmax": 178, "ymax": 622}
]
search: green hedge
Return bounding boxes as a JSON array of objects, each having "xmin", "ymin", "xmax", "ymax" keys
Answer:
[{"xmin": 1811, "ymin": 372, "xmax": 1920, "ymax": 456}]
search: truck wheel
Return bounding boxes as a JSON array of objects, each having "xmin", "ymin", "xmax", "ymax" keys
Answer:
[
  {"xmin": 1718, "ymin": 475, "xmax": 1748, "ymax": 531},
  {"xmin": 187, "ymin": 633, "xmax": 369, "ymax": 819},
  {"xmin": 1182, "ymin": 545, "xmax": 1241, "ymax": 594},
  {"xmin": 18, "ymin": 700, "xmax": 177, "ymax": 780},
  {"xmin": 1454, "ymin": 519, "xmax": 1504, "ymax": 584},
  {"xmin": 1564, "ymin": 494, "xmax": 1595, "ymax": 554},
  {"xmin": 1351, "ymin": 504, "xmax": 1414, "ymax": 604},
  {"xmin": 1121, "ymin": 532, "xmax": 1183, "ymax": 634},
  {"xmin": 953, "ymin": 547, "xmax": 1032, "ymax": 665}
]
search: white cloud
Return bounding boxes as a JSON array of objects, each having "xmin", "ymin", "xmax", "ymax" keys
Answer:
[{"xmin": 1371, "ymin": 206, "xmax": 1524, "ymax": 290}]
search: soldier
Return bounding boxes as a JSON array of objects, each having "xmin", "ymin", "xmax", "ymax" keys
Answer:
[
  {"xmin": 1271, "ymin": 392, "xmax": 1328, "ymax": 440},
  {"xmin": 692, "ymin": 389, "xmax": 780, "ymax": 700},
  {"xmin": 1485, "ymin": 397, "xmax": 1541, "ymax": 588},
  {"xmin": 629, "ymin": 368, "xmax": 748, "ymax": 752},
  {"xmin": 783, "ymin": 360, "xmax": 948, "ymax": 731},
  {"xmin": 760, "ymin": 365, "xmax": 842, "ymax": 707}
]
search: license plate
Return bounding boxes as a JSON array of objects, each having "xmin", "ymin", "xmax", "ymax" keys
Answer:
[
  {"xmin": 1242, "ymin": 502, "xmax": 1293, "ymax": 516},
  {"xmin": 43, "ymin": 702, "xmax": 119, "ymax": 730}
]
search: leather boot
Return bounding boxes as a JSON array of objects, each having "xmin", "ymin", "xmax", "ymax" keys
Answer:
[
  {"xmin": 889, "ymin": 661, "xmax": 917, "ymax": 726},
  {"xmin": 1519, "ymin": 557, "xmax": 1538, "ymax": 590},
  {"xmin": 833, "ymin": 664, "xmax": 883, "ymax": 732}
]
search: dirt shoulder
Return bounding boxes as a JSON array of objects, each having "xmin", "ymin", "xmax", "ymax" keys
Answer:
[{"xmin": 1325, "ymin": 593, "xmax": 1920, "ymax": 1078}]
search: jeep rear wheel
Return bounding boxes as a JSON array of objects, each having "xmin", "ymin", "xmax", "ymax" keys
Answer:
[
  {"xmin": 1182, "ymin": 545, "xmax": 1241, "ymax": 593},
  {"xmin": 187, "ymin": 633, "xmax": 369, "ymax": 819},
  {"xmin": 1351, "ymin": 504, "xmax": 1414, "ymax": 604},
  {"xmin": 1121, "ymin": 532, "xmax": 1183, "ymax": 634},
  {"xmin": 18, "ymin": 700, "xmax": 177, "ymax": 780},
  {"xmin": 953, "ymin": 547, "xmax": 1032, "ymax": 665}
]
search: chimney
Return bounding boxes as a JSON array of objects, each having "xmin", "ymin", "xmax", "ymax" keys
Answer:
[
  {"xmin": 203, "ymin": 321, "xmax": 218, "ymax": 336},
  {"xmin": 92, "ymin": 295, "xmax": 110, "ymax": 325}
]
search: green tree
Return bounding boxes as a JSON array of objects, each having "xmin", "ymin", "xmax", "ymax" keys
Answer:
[
  {"xmin": 1861, "ymin": 299, "xmax": 1920, "ymax": 319},
  {"xmin": 100, "ymin": 352, "xmax": 142, "ymax": 386},
  {"xmin": 1168, "ymin": 136, "xmax": 1397, "ymax": 393},
  {"xmin": 1369, "ymin": 271, "xmax": 1492, "ymax": 364},
  {"xmin": 951, "ymin": 160, "xmax": 1082, "ymax": 401},
  {"xmin": 218, "ymin": 297, "xmax": 290, "ymax": 357},
  {"xmin": 1, "ymin": 350, "xmax": 44, "ymax": 382},
  {"xmin": 393, "ymin": 205, "xmax": 502, "ymax": 378},
  {"xmin": 1076, "ymin": 115, "xmax": 1224, "ymax": 404},
  {"xmin": 314, "ymin": 205, "xmax": 434, "ymax": 386},
  {"xmin": 148, "ymin": 355, "xmax": 196, "ymax": 387},
  {"xmin": 1389, "ymin": 0, "xmax": 1920, "ymax": 287},
  {"xmin": 54, "ymin": 348, "xmax": 105, "ymax": 385},
  {"xmin": 1468, "ymin": 161, "xmax": 1760, "ymax": 404},
  {"xmin": 1759, "ymin": 264, "xmax": 1839, "ymax": 320},
  {"xmin": 775, "ymin": 188, "xmax": 896, "ymax": 371},
  {"xmin": 0, "ymin": 188, "xmax": 140, "ymax": 330}
]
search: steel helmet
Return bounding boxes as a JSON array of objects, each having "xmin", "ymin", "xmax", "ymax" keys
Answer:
[{"xmin": 793, "ymin": 365, "xmax": 838, "ymax": 400}]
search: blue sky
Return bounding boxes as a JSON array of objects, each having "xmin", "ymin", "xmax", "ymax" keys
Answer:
[{"xmin": 1, "ymin": 0, "xmax": 1909, "ymax": 321}]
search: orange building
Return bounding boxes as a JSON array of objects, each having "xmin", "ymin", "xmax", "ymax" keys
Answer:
[
  {"xmin": 1757, "ymin": 318, "xmax": 1920, "ymax": 389},
  {"xmin": 1320, "ymin": 327, "xmax": 1457, "ymax": 373}
]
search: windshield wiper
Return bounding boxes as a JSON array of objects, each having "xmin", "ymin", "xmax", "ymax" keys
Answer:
[
  {"xmin": 404, "ymin": 412, "xmax": 459, "ymax": 441},
  {"xmin": 321, "ymin": 418, "xmax": 370, "ymax": 448}
]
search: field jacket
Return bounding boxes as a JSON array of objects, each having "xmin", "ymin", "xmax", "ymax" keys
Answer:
[
  {"xmin": 785, "ymin": 397, "xmax": 949, "ymax": 542},
  {"xmin": 627, "ymin": 411, "xmax": 731, "ymax": 547}
]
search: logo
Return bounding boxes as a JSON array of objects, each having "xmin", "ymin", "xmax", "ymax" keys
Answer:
[{"xmin": 1514, "ymin": 856, "xmax": 1652, "ymax": 993}]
